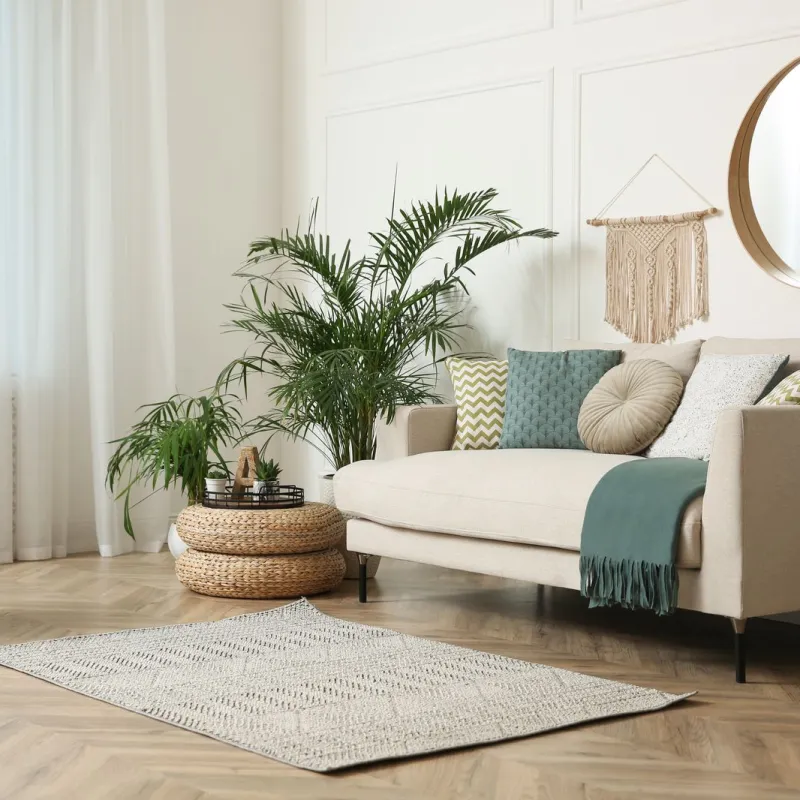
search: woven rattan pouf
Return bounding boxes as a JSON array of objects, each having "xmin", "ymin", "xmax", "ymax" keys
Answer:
[{"xmin": 174, "ymin": 502, "xmax": 346, "ymax": 599}]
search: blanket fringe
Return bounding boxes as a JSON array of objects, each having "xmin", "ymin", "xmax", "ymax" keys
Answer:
[{"xmin": 580, "ymin": 555, "xmax": 678, "ymax": 616}]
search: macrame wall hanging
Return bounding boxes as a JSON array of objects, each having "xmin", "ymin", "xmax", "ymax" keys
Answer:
[{"xmin": 586, "ymin": 154, "xmax": 719, "ymax": 344}]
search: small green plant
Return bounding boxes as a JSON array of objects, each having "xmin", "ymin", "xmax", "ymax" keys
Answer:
[
  {"xmin": 256, "ymin": 458, "xmax": 282, "ymax": 482},
  {"xmin": 206, "ymin": 467, "xmax": 228, "ymax": 480},
  {"xmin": 106, "ymin": 393, "xmax": 244, "ymax": 537}
]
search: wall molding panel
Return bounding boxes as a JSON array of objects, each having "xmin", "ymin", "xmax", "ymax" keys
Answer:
[
  {"xmin": 324, "ymin": 69, "xmax": 555, "ymax": 346},
  {"xmin": 325, "ymin": 70, "xmax": 554, "ymax": 124},
  {"xmin": 573, "ymin": 0, "xmax": 686, "ymax": 24},
  {"xmin": 324, "ymin": 69, "xmax": 555, "ymax": 233},
  {"xmin": 568, "ymin": 26, "xmax": 800, "ymax": 340},
  {"xmin": 323, "ymin": 0, "xmax": 553, "ymax": 75}
]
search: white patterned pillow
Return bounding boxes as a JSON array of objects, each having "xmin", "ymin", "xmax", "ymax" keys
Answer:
[
  {"xmin": 648, "ymin": 354, "xmax": 788, "ymax": 460},
  {"xmin": 759, "ymin": 370, "xmax": 800, "ymax": 406},
  {"xmin": 446, "ymin": 357, "xmax": 507, "ymax": 450}
]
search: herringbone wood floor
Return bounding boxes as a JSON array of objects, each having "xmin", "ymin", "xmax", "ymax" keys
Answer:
[{"xmin": 1, "ymin": 553, "xmax": 800, "ymax": 799}]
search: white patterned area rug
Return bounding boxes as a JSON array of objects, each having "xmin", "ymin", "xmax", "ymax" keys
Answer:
[{"xmin": 0, "ymin": 599, "xmax": 693, "ymax": 772}]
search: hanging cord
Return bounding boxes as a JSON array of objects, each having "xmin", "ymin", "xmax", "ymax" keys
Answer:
[{"xmin": 589, "ymin": 153, "xmax": 718, "ymax": 221}]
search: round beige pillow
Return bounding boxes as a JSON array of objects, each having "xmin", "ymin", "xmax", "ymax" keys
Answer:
[{"xmin": 578, "ymin": 359, "xmax": 683, "ymax": 455}]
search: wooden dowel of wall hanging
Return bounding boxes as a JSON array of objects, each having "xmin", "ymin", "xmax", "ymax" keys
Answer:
[{"xmin": 586, "ymin": 207, "xmax": 719, "ymax": 226}]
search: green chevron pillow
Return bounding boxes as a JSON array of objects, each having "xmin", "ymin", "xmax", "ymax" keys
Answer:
[
  {"xmin": 758, "ymin": 370, "xmax": 800, "ymax": 405},
  {"xmin": 446, "ymin": 357, "xmax": 508, "ymax": 450},
  {"xmin": 500, "ymin": 348, "xmax": 622, "ymax": 450}
]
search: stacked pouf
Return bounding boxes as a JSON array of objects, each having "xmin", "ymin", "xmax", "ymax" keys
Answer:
[{"xmin": 174, "ymin": 502, "xmax": 346, "ymax": 599}]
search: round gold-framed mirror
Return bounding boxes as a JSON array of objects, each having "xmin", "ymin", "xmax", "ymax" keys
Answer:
[{"xmin": 729, "ymin": 56, "xmax": 800, "ymax": 288}]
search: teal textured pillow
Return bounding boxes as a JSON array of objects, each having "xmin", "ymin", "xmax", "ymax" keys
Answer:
[{"xmin": 500, "ymin": 348, "xmax": 622, "ymax": 449}]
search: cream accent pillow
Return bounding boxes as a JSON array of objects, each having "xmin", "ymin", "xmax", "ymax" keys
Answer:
[
  {"xmin": 446, "ymin": 357, "xmax": 508, "ymax": 450},
  {"xmin": 648, "ymin": 353, "xmax": 789, "ymax": 460},
  {"xmin": 578, "ymin": 359, "xmax": 684, "ymax": 455}
]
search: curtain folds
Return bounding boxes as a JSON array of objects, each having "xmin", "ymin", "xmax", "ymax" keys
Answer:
[{"xmin": 0, "ymin": 0, "xmax": 176, "ymax": 561}]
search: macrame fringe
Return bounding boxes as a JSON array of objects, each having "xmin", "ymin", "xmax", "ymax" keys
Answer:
[
  {"xmin": 588, "ymin": 209, "xmax": 716, "ymax": 344},
  {"xmin": 579, "ymin": 555, "xmax": 679, "ymax": 616}
]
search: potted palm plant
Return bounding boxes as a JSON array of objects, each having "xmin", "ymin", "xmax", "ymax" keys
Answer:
[
  {"xmin": 106, "ymin": 393, "xmax": 244, "ymax": 554},
  {"xmin": 218, "ymin": 187, "xmax": 556, "ymax": 576}
]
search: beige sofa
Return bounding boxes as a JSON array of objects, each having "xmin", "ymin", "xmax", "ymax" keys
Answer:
[{"xmin": 335, "ymin": 337, "xmax": 800, "ymax": 683}]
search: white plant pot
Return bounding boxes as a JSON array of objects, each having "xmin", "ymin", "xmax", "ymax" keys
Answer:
[
  {"xmin": 318, "ymin": 472, "xmax": 336, "ymax": 505},
  {"xmin": 252, "ymin": 479, "xmax": 279, "ymax": 498},
  {"xmin": 205, "ymin": 478, "xmax": 228, "ymax": 496},
  {"xmin": 168, "ymin": 521, "xmax": 189, "ymax": 559},
  {"xmin": 318, "ymin": 471, "xmax": 380, "ymax": 580}
]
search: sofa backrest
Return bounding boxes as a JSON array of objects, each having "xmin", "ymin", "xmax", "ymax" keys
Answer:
[
  {"xmin": 701, "ymin": 337, "xmax": 800, "ymax": 379},
  {"xmin": 561, "ymin": 339, "xmax": 702, "ymax": 383}
]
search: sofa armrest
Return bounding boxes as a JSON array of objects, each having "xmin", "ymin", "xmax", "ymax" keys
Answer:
[
  {"xmin": 703, "ymin": 406, "xmax": 800, "ymax": 618},
  {"xmin": 375, "ymin": 405, "xmax": 457, "ymax": 460}
]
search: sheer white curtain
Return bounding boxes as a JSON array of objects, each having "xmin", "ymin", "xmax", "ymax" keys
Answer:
[{"xmin": 0, "ymin": 0, "xmax": 176, "ymax": 561}]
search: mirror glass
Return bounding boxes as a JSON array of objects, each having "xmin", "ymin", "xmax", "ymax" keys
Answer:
[
  {"xmin": 749, "ymin": 64, "xmax": 800, "ymax": 271},
  {"xmin": 730, "ymin": 57, "xmax": 800, "ymax": 287}
]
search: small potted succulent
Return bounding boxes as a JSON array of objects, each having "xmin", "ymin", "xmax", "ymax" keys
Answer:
[
  {"xmin": 205, "ymin": 467, "xmax": 229, "ymax": 497},
  {"xmin": 252, "ymin": 458, "xmax": 281, "ymax": 498}
]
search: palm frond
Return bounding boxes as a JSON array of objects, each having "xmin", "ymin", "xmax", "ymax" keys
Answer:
[
  {"xmin": 218, "ymin": 186, "xmax": 556, "ymax": 469},
  {"xmin": 106, "ymin": 393, "xmax": 244, "ymax": 538}
]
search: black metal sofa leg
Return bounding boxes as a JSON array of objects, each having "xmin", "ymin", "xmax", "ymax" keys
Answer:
[
  {"xmin": 357, "ymin": 554, "xmax": 369, "ymax": 603},
  {"xmin": 731, "ymin": 618, "xmax": 747, "ymax": 683}
]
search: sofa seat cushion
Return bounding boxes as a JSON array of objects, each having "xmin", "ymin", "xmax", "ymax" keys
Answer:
[{"xmin": 334, "ymin": 450, "xmax": 702, "ymax": 568}]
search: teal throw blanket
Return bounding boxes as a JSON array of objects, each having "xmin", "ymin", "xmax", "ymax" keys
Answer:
[{"xmin": 579, "ymin": 458, "xmax": 708, "ymax": 616}]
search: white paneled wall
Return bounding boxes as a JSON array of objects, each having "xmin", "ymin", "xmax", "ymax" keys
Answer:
[
  {"xmin": 574, "ymin": 0, "xmax": 686, "ymax": 24},
  {"xmin": 577, "ymin": 33, "xmax": 800, "ymax": 343},
  {"xmin": 166, "ymin": 0, "xmax": 282, "ymax": 398},
  {"xmin": 326, "ymin": 74, "xmax": 552, "ymax": 356},
  {"xmin": 282, "ymin": 0, "xmax": 800, "ymax": 491},
  {"xmin": 324, "ymin": 0, "xmax": 552, "ymax": 73}
]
